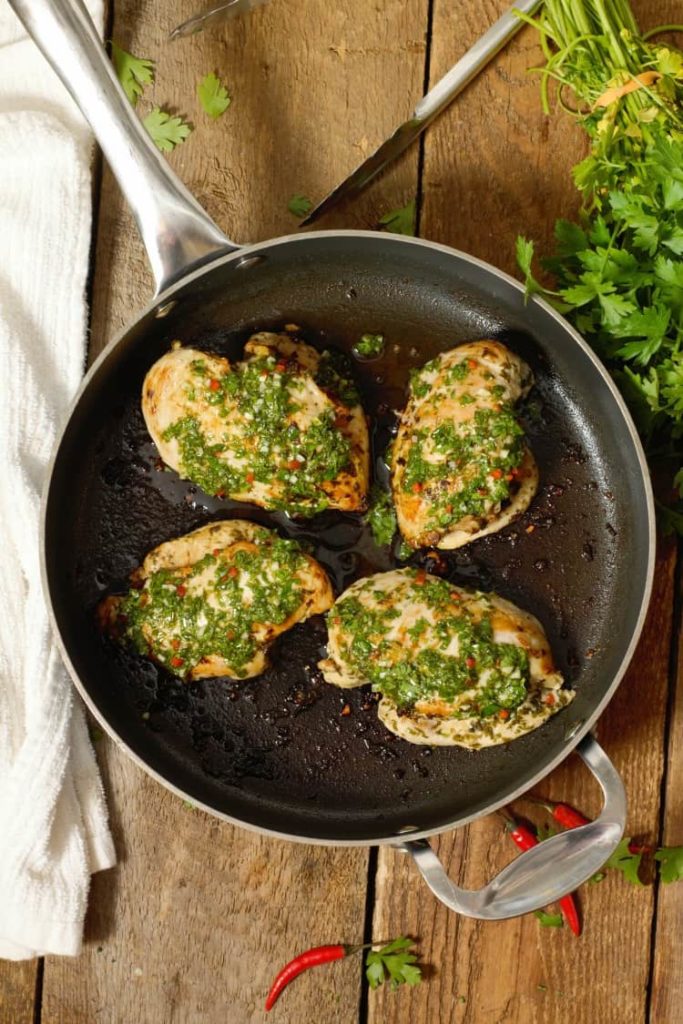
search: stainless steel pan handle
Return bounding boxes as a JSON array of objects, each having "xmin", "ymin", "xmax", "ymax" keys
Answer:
[
  {"xmin": 397, "ymin": 734, "xmax": 625, "ymax": 919},
  {"xmin": 7, "ymin": 0, "xmax": 237, "ymax": 295}
]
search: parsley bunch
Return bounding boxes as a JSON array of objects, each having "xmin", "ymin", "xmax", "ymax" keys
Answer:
[{"xmin": 515, "ymin": 1, "xmax": 683, "ymax": 530}]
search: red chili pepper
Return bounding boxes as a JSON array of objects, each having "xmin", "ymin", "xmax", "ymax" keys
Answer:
[
  {"xmin": 490, "ymin": 468, "xmax": 503, "ymax": 480},
  {"xmin": 465, "ymin": 656, "xmax": 476, "ymax": 669},
  {"xmin": 287, "ymin": 459, "xmax": 301, "ymax": 471},
  {"xmin": 412, "ymin": 482, "xmax": 423, "ymax": 494},
  {"xmin": 533, "ymin": 799, "xmax": 653, "ymax": 856},
  {"xmin": 209, "ymin": 378, "xmax": 220, "ymax": 391},
  {"xmin": 531, "ymin": 798, "xmax": 589, "ymax": 830},
  {"xmin": 170, "ymin": 656, "xmax": 184, "ymax": 668},
  {"xmin": 265, "ymin": 944, "xmax": 368, "ymax": 1011},
  {"xmin": 502, "ymin": 811, "xmax": 581, "ymax": 936},
  {"xmin": 228, "ymin": 566, "xmax": 238, "ymax": 578},
  {"xmin": 246, "ymin": 472, "xmax": 255, "ymax": 484},
  {"xmin": 176, "ymin": 584, "xmax": 187, "ymax": 598},
  {"xmin": 467, "ymin": 358, "xmax": 478, "ymax": 370},
  {"xmin": 275, "ymin": 361, "xmax": 287, "ymax": 372}
]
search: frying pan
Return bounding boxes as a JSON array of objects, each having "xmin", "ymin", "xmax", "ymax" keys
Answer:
[{"xmin": 14, "ymin": 0, "xmax": 655, "ymax": 920}]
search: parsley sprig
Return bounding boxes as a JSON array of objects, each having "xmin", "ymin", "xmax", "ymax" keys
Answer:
[
  {"xmin": 365, "ymin": 937, "xmax": 422, "ymax": 991},
  {"xmin": 516, "ymin": 1, "xmax": 683, "ymax": 530}
]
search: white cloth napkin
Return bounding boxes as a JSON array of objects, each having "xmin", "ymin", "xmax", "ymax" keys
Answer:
[{"xmin": 0, "ymin": 0, "xmax": 115, "ymax": 960}]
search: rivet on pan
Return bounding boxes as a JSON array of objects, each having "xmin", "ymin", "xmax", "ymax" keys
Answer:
[
  {"xmin": 564, "ymin": 719, "xmax": 586, "ymax": 741},
  {"xmin": 235, "ymin": 254, "xmax": 265, "ymax": 271},
  {"xmin": 155, "ymin": 300, "xmax": 177, "ymax": 319}
]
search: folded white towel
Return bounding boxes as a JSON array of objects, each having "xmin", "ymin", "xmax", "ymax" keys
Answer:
[{"xmin": 0, "ymin": 0, "xmax": 115, "ymax": 960}]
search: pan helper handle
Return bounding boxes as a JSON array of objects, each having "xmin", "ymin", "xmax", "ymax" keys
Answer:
[
  {"xmin": 7, "ymin": 0, "xmax": 237, "ymax": 295},
  {"xmin": 397, "ymin": 734, "xmax": 626, "ymax": 919}
]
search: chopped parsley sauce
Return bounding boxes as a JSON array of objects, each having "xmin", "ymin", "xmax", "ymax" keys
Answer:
[
  {"xmin": 119, "ymin": 537, "xmax": 308, "ymax": 677},
  {"xmin": 330, "ymin": 571, "xmax": 530, "ymax": 717},
  {"xmin": 364, "ymin": 485, "xmax": 397, "ymax": 546},
  {"xmin": 162, "ymin": 352, "xmax": 356, "ymax": 514}
]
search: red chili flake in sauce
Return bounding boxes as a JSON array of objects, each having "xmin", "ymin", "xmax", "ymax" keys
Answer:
[
  {"xmin": 246, "ymin": 472, "xmax": 255, "ymax": 484},
  {"xmin": 545, "ymin": 693, "xmax": 556, "ymax": 706},
  {"xmin": 171, "ymin": 639, "xmax": 180, "ymax": 650},
  {"xmin": 412, "ymin": 482, "xmax": 423, "ymax": 494},
  {"xmin": 467, "ymin": 358, "xmax": 478, "ymax": 370},
  {"xmin": 209, "ymin": 378, "xmax": 220, "ymax": 391},
  {"xmin": 490, "ymin": 468, "xmax": 503, "ymax": 480},
  {"xmin": 275, "ymin": 361, "xmax": 287, "ymax": 372},
  {"xmin": 228, "ymin": 566, "xmax": 239, "ymax": 578},
  {"xmin": 415, "ymin": 570, "xmax": 427, "ymax": 585},
  {"xmin": 287, "ymin": 459, "xmax": 301, "ymax": 471},
  {"xmin": 176, "ymin": 584, "xmax": 187, "ymax": 597},
  {"xmin": 170, "ymin": 656, "xmax": 184, "ymax": 668},
  {"xmin": 499, "ymin": 709, "xmax": 510, "ymax": 720},
  {"xmin": 212, "ymin": 548, "xmax": 220, "ymax": 556},
  {"xmin": 341, "ymin": 704, "xmax": 351, "ymax": 716},
  {"xmin": 466, "ymin": 656, "xmax": 476, "ymax": 669}
]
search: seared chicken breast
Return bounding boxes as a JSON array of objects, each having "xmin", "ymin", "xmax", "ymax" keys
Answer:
[
  {"xmin": 143, "ymin": 331, "xmax": 369, "ymax": 515},
  {"xmin": 319, "ymin": 569, "xmax": 573, "ymax": 749},
  {"xmin": 99, "ymin": 520, "xmax": 333, "ymax": 681},
  {"xmin": 391, "ymin": 340, "xmax": 537, "ymax": 549}
]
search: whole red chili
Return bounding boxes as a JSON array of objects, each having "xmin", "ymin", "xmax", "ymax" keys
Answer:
[
  {"xmin": 501, "ymin": 811, "xmax": 581, "ymax": 936},
  {"xmin": 533, "ymin": 798, "xmax": 652, "ymax": 855},
  {"xmin": 265, "ymin": 943, "xmax": 369, "ymax": 1011}
]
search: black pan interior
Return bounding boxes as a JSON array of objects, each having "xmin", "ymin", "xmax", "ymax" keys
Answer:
[{"xmin": 45, "ymin": 234, "xmax": 651, "ymax": 842}]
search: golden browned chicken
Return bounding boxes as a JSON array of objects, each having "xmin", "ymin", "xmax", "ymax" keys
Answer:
[
  {"xmin": 99, "ymin": 520, "xmax": 333, "ymax": 681},
  {"xmin": 391, "ymin": 340, "xmax": 537, "ymax": 549},
  {"xmin": 143, "ymin": 331, "xmax": 369, "ymax": 515},
  {"xmin": 319, "ymin": 569, "xmax": 573, "ymax": 749}
]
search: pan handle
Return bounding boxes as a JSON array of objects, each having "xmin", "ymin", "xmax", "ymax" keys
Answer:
[
  {"xmin": 396, "ymin": 734, "xmax": 626, "ymax": 920},
  {"xmin": 7, "ymin": 0, "xmax": 237, "ymax": 296}
]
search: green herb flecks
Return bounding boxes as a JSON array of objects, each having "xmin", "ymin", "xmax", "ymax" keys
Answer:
[
  {"xmin": 162, "ymin": 351, "xmax": 354, "ymax": 514},
  {"xmin": 365, "ymin": 486, "xmax": 397, "ymax": 546},
  {"xmin": 120, "ymin": 537, "xmax": 307, "ymax": 676},
  {"xmin": 354, "ymin": 333, "xmax": 385, "ymax": 360},
  {"xmin": 329, "ymin": 571, "xmax": 530, "ymax": 715}
]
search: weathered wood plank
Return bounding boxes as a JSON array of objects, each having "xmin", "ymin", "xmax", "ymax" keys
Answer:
[
  {"xmin": 369, "ymin": 0, "xmax": 680, "ymax": 1021},
  {"xmin": 41, "ymin": 1, "xmax": 428, "ymax": 1022},
  {"xmin": 0, "ymin": 960, "xmax": 38, "ymax": 1024},
  {"xmin": 649, "ymin": 578, "xmax": 683, "ymax": 1024}
]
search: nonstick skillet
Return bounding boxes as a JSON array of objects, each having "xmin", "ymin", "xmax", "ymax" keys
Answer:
[{"xmin": 15, "ymin": 0, "xmax": 655, "ymax": 920}]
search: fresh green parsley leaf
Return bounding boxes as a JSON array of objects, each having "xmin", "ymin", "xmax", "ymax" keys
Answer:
[
  {"xmin": 516, "ymin": 236, "xmax": 545, "ymax": 299},
  {"xmin": 143, "ymin": 107, "xmax": 192, "ymax": 152},
  {"xmin": 554, "ymin": 218, "xmax": 588, "ymax": 256},
  {"xmin": 379, "ymin": 200, "xmax": 416, "ymax": 236},
  {"xmin": 111, "ymin": 41, "xmax": 154, "ymax": 105},
  {"xmin": 604, "ymin": 837, "xmax": 644, "ymax": 886},
  {"xmin": 198, "ymin": 72, "xmax": 231, "ymax": 119},
  {"xmin": 365, "ymin": 937, "xmax": 422, "ymax": 991},
  {"xmin": 534, "ymin": 909, "xmax": 563, "ymax": 927},
  {"xmin": 654, "ymin": 845, "xmax": 683, "ymax": 883},
  {"xmin": 287, "ymin": 194, "xmax": 313, "ymax": 218}
]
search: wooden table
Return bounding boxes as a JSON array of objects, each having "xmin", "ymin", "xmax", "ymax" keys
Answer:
[{"xmin": 2, "ymin": 1, "xmax": 682, "ymax": 1021}]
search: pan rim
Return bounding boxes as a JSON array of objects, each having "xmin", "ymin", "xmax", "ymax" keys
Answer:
[{"xmin": 40, "ymin": 229, "xmax": 657, "ymax": 845}]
